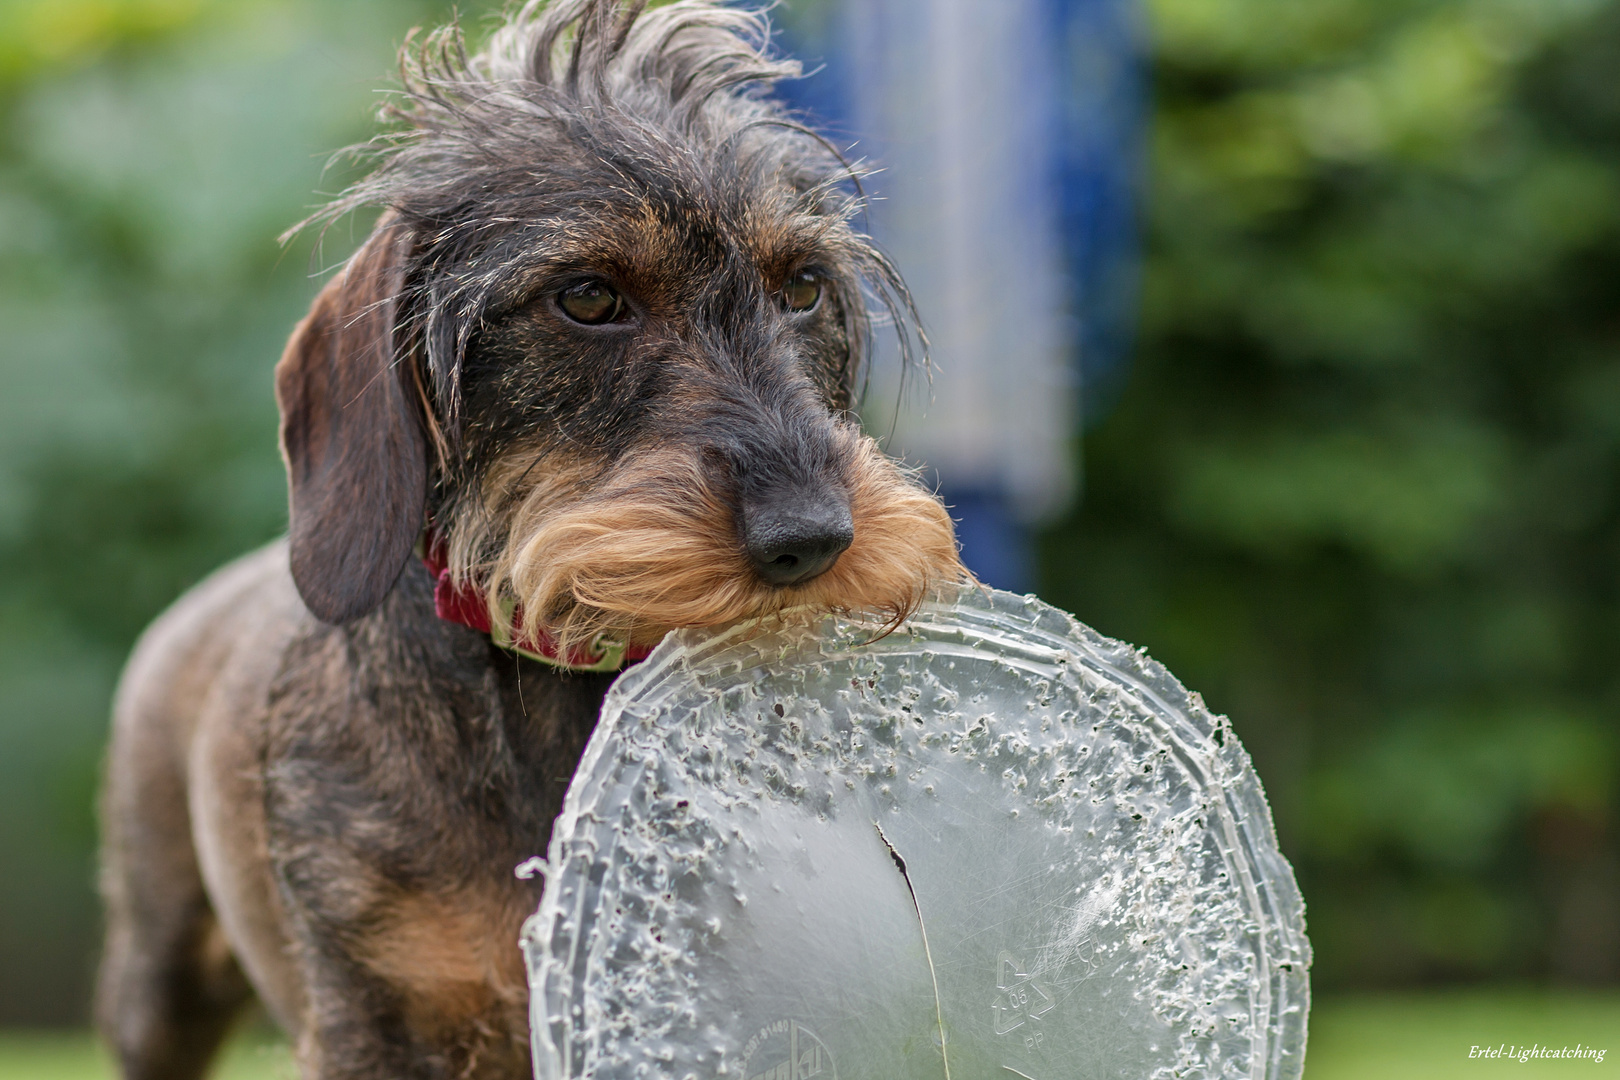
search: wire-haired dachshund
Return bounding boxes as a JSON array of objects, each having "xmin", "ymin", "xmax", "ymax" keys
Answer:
[{"xmin": 96, "ymin": 2, "xmax": 963, "ymax": 1077}]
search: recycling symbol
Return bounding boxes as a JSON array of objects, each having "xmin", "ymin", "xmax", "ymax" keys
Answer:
[{"xmin": 991, "ymin": 950, "xmax": 1055, "ymax": 1036}]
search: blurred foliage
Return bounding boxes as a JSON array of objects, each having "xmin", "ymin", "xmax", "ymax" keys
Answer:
[
  {"xmin": 2, "ymin": 0, "xmax": 1619, "ymax": 1031},
  {"xmin": 1042, "ymin": 0, "xmax": 1620, "ymax": 986},
  {"xmin": 0, "ymin": 0, "xmax": 503, "ymax": 1024}
]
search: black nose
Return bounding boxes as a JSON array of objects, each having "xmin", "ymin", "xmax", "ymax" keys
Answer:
[{"xmin": 744, "ymin": 496, "xmax": 854, "ymax": 586}]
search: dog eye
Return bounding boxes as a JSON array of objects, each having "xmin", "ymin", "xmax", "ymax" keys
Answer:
[
  {"xmin": 558, "ymin": 281, "xmax": 625, "ymax": 325},
  {"xmin": 781, "ymin": 271, "xmax": 823, "ymax": 313}
]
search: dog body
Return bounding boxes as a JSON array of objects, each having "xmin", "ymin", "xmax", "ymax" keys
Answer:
[
  {"xmin": 102, "ymin": 543, "xmax": 574, "ymax": 1078},
  {"xmin": 96, "ymin": 3, "xmax": 960, "ymax": 1078}
]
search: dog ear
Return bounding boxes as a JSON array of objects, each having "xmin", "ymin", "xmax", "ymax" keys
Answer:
[{"xmin": 276, "ymin": 221, "xmax": 427, "ymax": 624}]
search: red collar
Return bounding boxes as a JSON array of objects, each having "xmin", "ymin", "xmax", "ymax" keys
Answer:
[{"xmin": 420, "ymin": 529, "xmax": 653, "ymax": 672}]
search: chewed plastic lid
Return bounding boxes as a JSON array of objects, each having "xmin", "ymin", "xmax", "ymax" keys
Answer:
[{"xmin": 522, "ymin": 586, "xmax": 1311, "ymax": 1080}]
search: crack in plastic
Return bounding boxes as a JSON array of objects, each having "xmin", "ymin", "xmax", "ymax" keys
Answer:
[{"xmin": 874, "ymin": 819, "xmax": 952, "ymax": 1080}]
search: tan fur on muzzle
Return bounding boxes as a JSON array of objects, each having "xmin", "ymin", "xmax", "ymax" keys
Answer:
[{"xmin": 447, "ymin": 429, "xmax": 965, "ymax": 652}]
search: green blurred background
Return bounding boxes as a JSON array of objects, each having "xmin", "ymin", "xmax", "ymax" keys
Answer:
[{"xmin": 1, "ymin": 0, "xmax": 1617, "ymax": 1073}]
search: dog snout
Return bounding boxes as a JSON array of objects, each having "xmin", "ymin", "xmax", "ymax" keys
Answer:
[{"xmin": 743, "ymin": 493, "xmax": 854, "ymax": 586}]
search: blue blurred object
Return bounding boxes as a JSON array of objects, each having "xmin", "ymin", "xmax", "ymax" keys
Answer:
[
  {"xmin": 941, "ymin": 485, "xmax": 1037, "ymax": 594},
  {"xmin": 1048, "ymin": 0, "xmax": 1146, "ymax": 425},
  {"xmin": 768, "ymin": 0, "xmax": 1142, "ymax": 590}
]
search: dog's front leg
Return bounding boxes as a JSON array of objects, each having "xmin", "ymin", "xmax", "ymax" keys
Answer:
[
  {"xmin": 269, "ymin": 827, "xmax": 536, "ymax": 1080},
  {"xmin": 287, "ymin": 951, "xmax": 430, "ymax": 1080},
  {"xmin": 262, "ymin": 681, "xmax": 541, "ymax": 1077}
]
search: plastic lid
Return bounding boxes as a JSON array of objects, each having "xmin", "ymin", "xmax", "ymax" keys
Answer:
[{"xmin": 523, "ymin": 586, "xmax": 1311, "ymax": 1080}]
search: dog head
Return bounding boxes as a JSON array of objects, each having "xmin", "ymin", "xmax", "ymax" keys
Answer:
[{"xmin": 276, "ymin": 0, "xmax": 965, "ymax": 652}]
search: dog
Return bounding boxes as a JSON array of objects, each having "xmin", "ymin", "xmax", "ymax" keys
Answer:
[{"xmin": 94, "ymin": 2, "xmax": 964, "ymax": 1077}]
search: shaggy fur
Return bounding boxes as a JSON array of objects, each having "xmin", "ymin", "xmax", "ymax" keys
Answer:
[{"xmin": 96, "ymin": 2, "xmax": 964, "ymax": 1079}]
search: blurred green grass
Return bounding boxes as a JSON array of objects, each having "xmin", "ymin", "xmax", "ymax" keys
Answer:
[
  {"xmin": 5, "ymin": 990, "xmax": 1616, "ymax": 1079},
  {"xmin": 0, "ymin": 1028, "xmax": 292, "ymax": 1080},
  {"xmin": 1307, "ymin": 990, "xmax": 1620, "ymax": 1079}
]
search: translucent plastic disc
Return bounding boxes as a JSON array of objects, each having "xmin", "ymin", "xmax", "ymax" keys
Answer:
[{"xmin": 522, "ymin": 587, "xmax": 1310, "ymax": 1080}]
